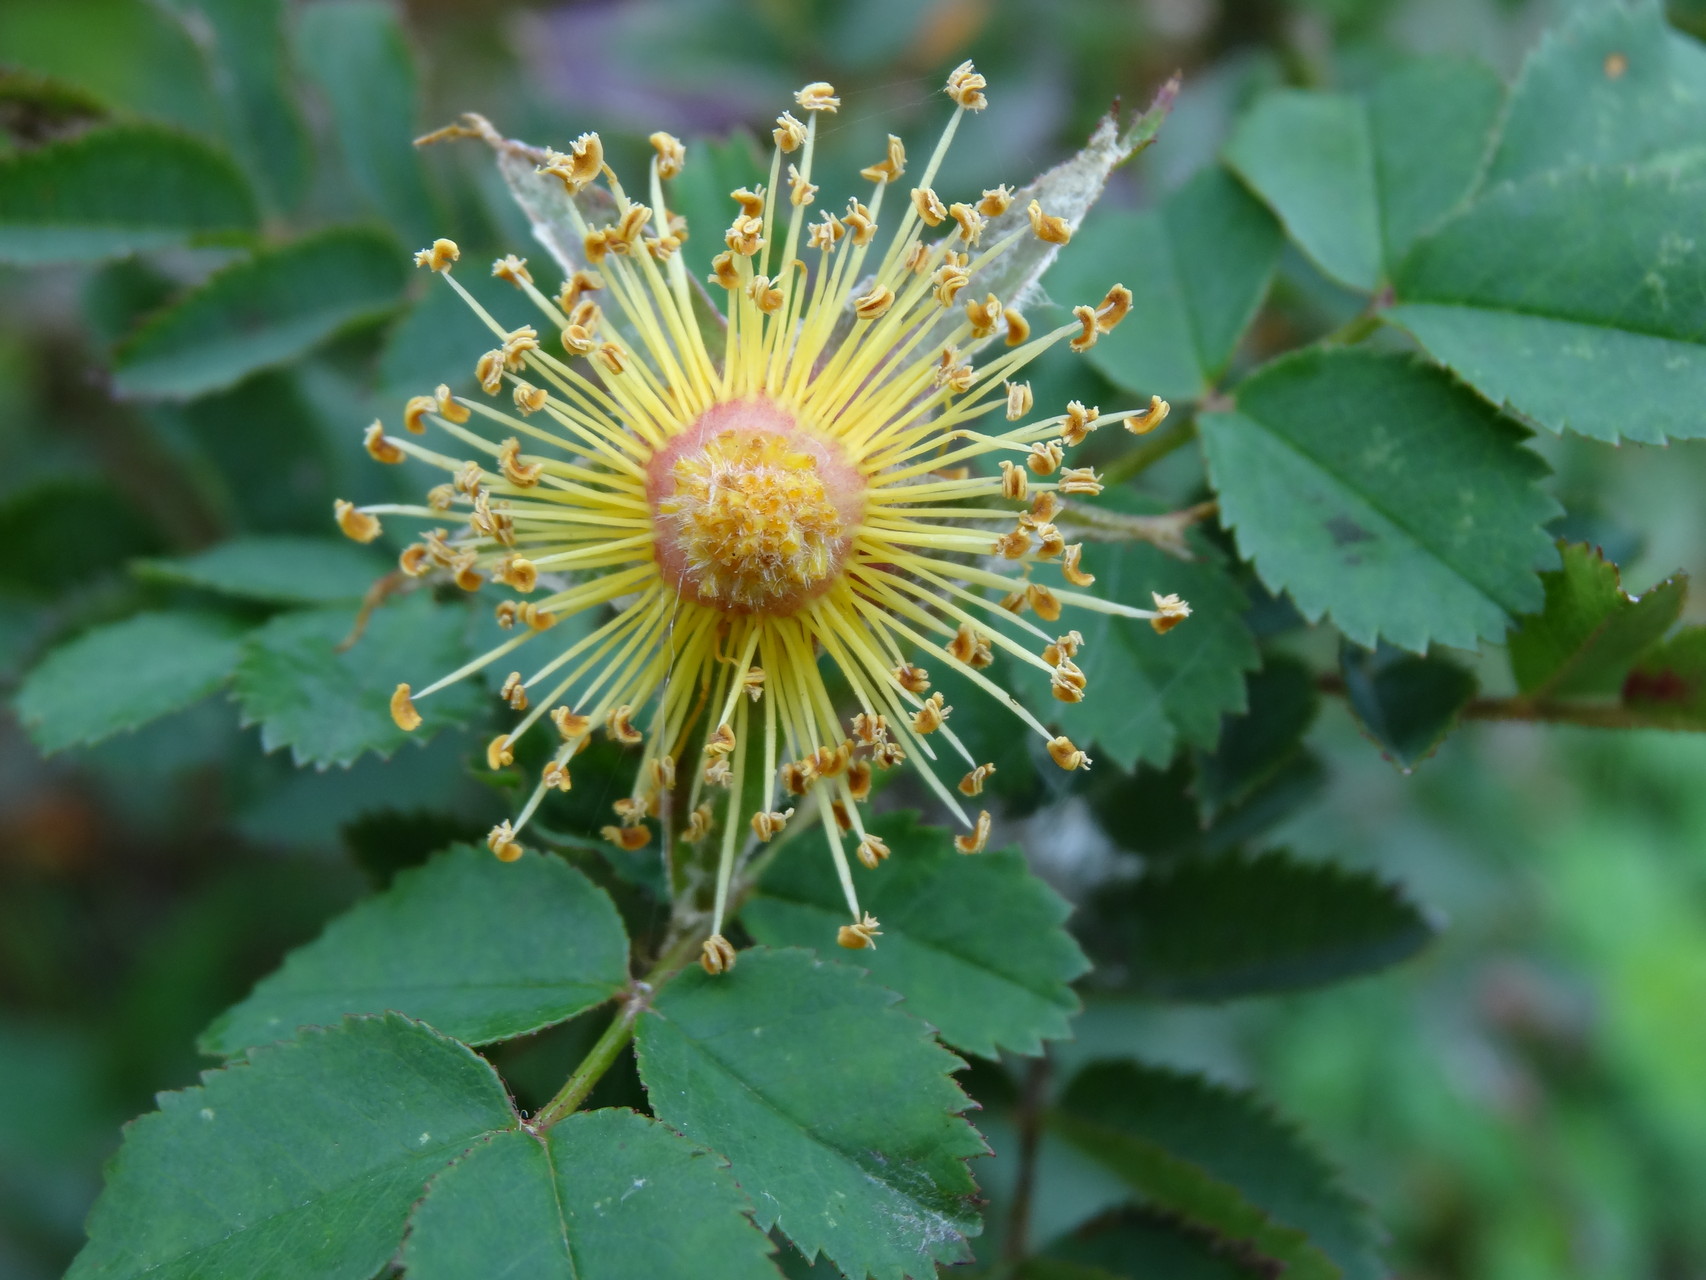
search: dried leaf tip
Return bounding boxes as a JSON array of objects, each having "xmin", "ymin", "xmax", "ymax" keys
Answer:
[
  {"xmin": 701, "ymin": 934, "xmax": 738, "ymax": 975},
  {"xmin": 413, "ymin": 238, "xmax": 459, "ymax": 272},
  {"xmin": 837, "ymin": 913, "xmax": 883, "ymax": 950}
]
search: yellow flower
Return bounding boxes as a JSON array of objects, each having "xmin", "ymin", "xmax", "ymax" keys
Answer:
[{"xmin": 342, "ymin": 63, "xmax": 1186, "ymax": 973}]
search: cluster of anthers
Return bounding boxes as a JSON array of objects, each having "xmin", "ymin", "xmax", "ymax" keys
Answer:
[{"xmin": 336, "ymin": 62, "xmax": 1190, "ymax": 975}]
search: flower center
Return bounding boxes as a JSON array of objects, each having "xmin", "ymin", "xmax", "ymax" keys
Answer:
[{"xmin": 648, "ymin": 397, "xmax": 863, "ymax": 614}]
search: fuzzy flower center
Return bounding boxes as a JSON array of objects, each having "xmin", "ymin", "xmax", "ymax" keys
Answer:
[{"xmin": 648, "ymin": 397, "xmax": 863, "ymax": 614}]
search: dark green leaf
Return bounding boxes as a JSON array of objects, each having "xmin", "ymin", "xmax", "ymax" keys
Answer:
[
  {"xmin": 1485, "ymin": 1, "xmax": 1706, "ymax": 186},
  {"xmin": 1389, "ymin": 164, "xmax": 1706, "ymax": 444},
  {"xmin": 14, "ymin": 612, "xmax": 244, "ymax": 755},
  {"xmin": 1047, "ymin": 165, "xmax": 1281, "ymax": 402},
  {"xmin": 1043, "ymin": 516, "xmax": 1258, "ymax": 772},
  {"xmin": 635, "ymin": 948, "xmax": 986, "ymax": 1280},
  {"xmin": 1089, "ymin": 848, "xmax": 1436, "ymax": 1000},
  {"xmin": 403, "ymin": 1112, "xmax": 780, "ymax": 1279},
  {"xmin": 1195, "ymin": 656, "xmax": 1319, "ymax": 818},
  {"xmin": 134, "ymin": 535, "xmax": 390, "ymax": 605},
  {"xmin": 1056, "ymin": 1060, "xmax": 1386, "ymax": 1280},
  {"xmin": 1339, "ymin": 645, "xmax": 1477, "ymax": 771},
  {"xmin": 68, "ymin": 1014, "xmax": 516, "ymax": 1280},
  {"xmin": 0, "ymin": 123, "xmax": 257, "ymax": 265},
  {"xmin": 1199, "ymin": 348, "xmax": 1558, "ymax": 650},
  {"xmin": 1507, "ymin": 543, "xmax": 1686, "ymax": 698},
  {"xmin": 232, "ymin": 591, "xmax": 483, "ymax": 768},
  {"xmin": 1223, "ymin": 59, "xmax": 1504, "ymax": 290},
  {"xmin": 295, "ymin": 0, "xmax": 439, "ymax": 246},
  {"xmin": 202, "ymin": 845, "xmax": 629, "ymax": 1055},
  {"xmin": 1043, "ymin": 1208, "xmax": 1275, "ymax": 1280},
  {"xmin": 0, "ymin": 477, "xmax": 163, "ymax": 598},
  {"xmin": 743, "ymin": 812, "xmax": 1089, "ymax": 1058},
  {"xmin": 112, "ymin": 226, "xmax": 408, "ymax": 400},
  {"xmin": 1622, "ymin": 628, "xmax": 1706, "ymax": 729}
]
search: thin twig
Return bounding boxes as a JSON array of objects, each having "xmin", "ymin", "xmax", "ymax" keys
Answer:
[{"xmin": 1003, "ymin": 1053, "xmax": 1053, "ymax": 1265}]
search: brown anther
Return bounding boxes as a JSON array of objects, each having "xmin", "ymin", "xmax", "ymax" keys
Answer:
[
  {"xmin": 746, "ymin": 274, "xmax": 785, "ymax": 314},
  {"xmin": 810, "ymin": 741, "xmax": 853, "ymax": 778},
  {"xmin": 1051, "ymin": 658, "xmax": 1087, "ymax": 703},
  {"xmin": 1062, "ymin": 401, "xmax": 1100, "ymax": 446},
  {"xmin": 954, "ymin": 810, "xmax": 992, "ymax": 854},
  {"xmin": 700, "ymin": 934, "xmax": 738, "ymax": 975},
  {"xmin": 602, "ymin": 823, "xmax": 650, "ymax": 851},
  {"xmin": 1062, "ymin": 544, "xmax": 1094, "ymax": 586},
  {"xmin": 519, "ymin": 602, "xmax": 557, "ymax": 631},
  {"xmin": 1004, "ymin": 307, "xmax": 1030, "ymax": 346},
  {"xmin": 853, "ymin": 284, "xmax": 895, "ymax": 320},
  {"xmin": 855, "ymin": 834, "xmax": 890, "ymax": 869},
  {"xmin": 498, "ymin": 438, "xmax": 544, "ymax": 488},
  {"xmin": 1029, "ymin": 491, "xmax": 1062, "ymax": 524},
  {"xmin": 904, "ymin": 242, "xmax": 932, "ymax": 275},
  {"xmin": 610, "ymin": 204, "xmax": 652, "ymax": 251},
  {"xmin": 704, "ymin": 723, "xmax": 737, "ymax": 758},
  {"xmin": 851, "ymin": 711, "xmax": 888, "ymax": 744},
  {"xmin": 843, "ymin": 199, "xmax": 877, "ymax": 245},
  {"xmin": 542, "ymin": 759, "xmax": 572, "ymax": 792},
  {"xmin": 1004, "ymin": 380, "xmax": 1033, "ymax": 423},
  {"xmin": 703, "ymin": 758, "xmax": 732, "ymax": 787},
  {"xmin": 499, "ymin": 670, "xmax": 529, "ymax": 711},
  {"xmin": 390, "ymin": 683, "xmax": 422, "ymax": 731},
  {"xmin": 872, "ymin": 739, "xmax": 906, "ymax": 769},
  {"xmin": 847, "ymin": 759, "xmax": 873, "ymax": 800},
  {"xmin": 1069, "ymin": 304, "xmax": 1100, "ymax": 352},
  {"xmin": 536, "ymin": 133, "xmax": 603, "ymax": 193},
  {"xmin": 363, "ymin": 420, "xmax": 404, "ymax": 464},
  {"xmin": 1027, "ymin": 441, "xmax": 1064, "ymax": 476},
  {"xmin": 414, "ymin": 238, "xmax": 460, "ymax": 272},
  {"xmin": 959, "ymin": 763, "xmax": 998, "ymax": 797},
  {"xmin": 948, "ymin": 202, "xmax": 986, "ymax": 245},
  {"xmin": 780, "ymin": 761, "xmax": 815, "ymax": 796},
  {"xmin": 725, "ymin": 212, "xmax": 765, "ymax": 256},
  {"xmin": 1027, "ymin": 583, "xmax": 1063, "ymax": 621},
  {"xmin": 1035, "ymin": 524, "xmax": 1067, "ymax": 559},
  {"xmin": 731, "ymin": 187, "xmax": 767, "ymax": 218},
  {"xmin": 594, "ymin": 342, "xmax": 626, "ymax": 375},
  {"xmin": 497, "ymin": 555, "xmax": 537, "ymax": 593},
  {"xmin": 1043, "ymin": 630, "xmax": 1084, "ymax": 664},
  {"xmin": 1047, "ymin": 735, "xmax": 1091, "ymax": 771},
  {"xmin": 966, "ymin": 292, "xmax": 1002, "ymax": 337},
  {"xmin": 786, "ymin": 163, "xmax": 818, "ymax": 207},
  {"xmin": 1151, "ymin": 592, "xmax": 1192, "ymax": 634},
  {"xmin": 837, "ymin": 913, "xmax": 882, "ymax": 950},
  {"xmin": 911, "ymin": 691, "xmax": 950, "ymax": 734},
  {"xmin": 893, "ymin": 664, "xmax": 931, "ymax": 694},
  {"xmin": 486, "ymin": 734, "xmax": 515, "ymax": 770},
  {"xmin": 993, "ymin": 527, "xmax": 1032, "ymax": 559},
  {"xmin": 399, "ymin": 544, "xmax": 432, "ymax": 577},
  {"xmin": 556, "ymin": 269, "xmax": 603, "ymax": 312},
  {"xmin": 1000, "ymin": 459, "xmax": 1029, "ymax": 500},
  {"xmin": 773, "ymin": 112, "xmax": 808, "ymax": 152},
  {"xmin": 451, "ymin": 553, "xmax": 483, "ymax": 592},
  {"xmin": 1058, "ymin": 467, "xmax": 1102, "ymax": 496},
  {"xmin": 1096, "ymin": 283, "xmax": 1133, "ymax": 332},
  {"xmin": 1027, "ymin": 199, "xmax": 1072, "ymax": 244},
  {"xmin": 606, "ymin": 704, "xmax": 643, "ymax": 745},
  {"xmin": 613, "ymin": 797, "xmax": 646, "ymax": 826},
  {"xmin": 487, "ymin": 820, "xmax": 524, "ymax": 862},
  {"xmin": 683, "ymin": 803, "xmax": 714, "ymax": 843},
  {"xmin": 808, "ymin": 212, "xmax": 846, "ymax": 252},
  {"xmin": 1125, "ymin": 394, "xmax": 1171, "ymax": 435},
  {"xmin": 427, "ymin": 484, "xmax": 455, "ymax": 511},
  {"xmin": 709, "ymin": 251, "xmax": 742, "ymax": 290},
  {"xmin": 911, "ymin": 186, "xmax": 947, "ymax": 226},
  {"xmin": 512, "ymin": 383, "xmax": 548, "ymax": 416},
  {"xmin": 492, "ymin": 254, "xmax": 532, "ymax": 286},
  {"xmin": 751, "ymin": 808, "xmax": 795, "ymax": 842},
  {"xmin": 945, "ymin": 59, "xmax": 989, "ymax": 110},
  {"xmin": 334, "ymin": 499, "xmax": 381, "ymax": 543},
  {"xmin": 403, "ymin": 394, "xmax": 434, "ymax": 433},
  {"xmin": 860, "ymin": 134, "xmax": 907, "ymax": 184},
  {"xmin": 475, "ymin": 350, "xmax": 505, "ymax": 395},
  {"xmin": 934, "ymin": 354, "xmax": 974, "ymax": 394},
  {"xmin": 649, "ymin": 131, "xmax": 686, "ymax": 179},
  {"xmin": 978, "ymin": 185, "xmax": 1014, "ymax": 217},
  {"xmin": 831, "ymin": 800, "xmax": 854, "ymax": 832},
  {"xmin": 795, "ymin": 81, "xmax": 840, "ymax": 112},
  {"xmin": 742, "ymin": 666, "xmax": 766, "ymax": 701},
  {"xmin": 455, "ymin": 460, "xmax": 486, "ymax": 497},
  {"xmin": 948, "ymin": 625, "xmax": 994, "ymax": 669},
  {"xmin": 561, "ymin": 323, "xmax": 596, "ymax": 356}
]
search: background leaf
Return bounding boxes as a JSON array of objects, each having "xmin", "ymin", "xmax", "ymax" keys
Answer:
[
  {"xmin": 202, "ymin": 845, "xmax": 629, "ymax": 1055},
  {"xmin": 14, "ymin": 612, "xmax": 243, "ymax": 755},
  {"xmin": 403, "ymin": 1111, "xmax": 780, "ymax": 1280},
  {"xmin": 68, "ymin": 1014, "xmax": 516, "ymax": 1280},
  {"xmin": 0, "ymin": 123, "xmax": 257, "ymax": 264},
  {"xmin": 635, "ymin": 948, "xmax": 986, "ymax": 1280},
  {"xmin": 1339, "ymin": 645, "xmax": 1478, "ymax": 771},
  {"xmin": 1199, "ymin": 348, "xmax": 1558, "ymax": 650},
  {"xmin": 112, "ymin": 226, "xmax": 408, "ymax": 400},
  {"xmin": 134, "ymin": 536, "xmax": 390, "ymax": 606},
  {"xmin": 743, "ymin": 812, "xmax": 1089, "ymax": 1058},
  {"xmin": 1622, "ymin": 628, "xmax": 1706, "ymax": 729}
]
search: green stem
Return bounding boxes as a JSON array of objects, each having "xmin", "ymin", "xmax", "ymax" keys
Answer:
[{"xmin": 1321, "ymin": 310, "xmax": 1382, "ymax": 347}]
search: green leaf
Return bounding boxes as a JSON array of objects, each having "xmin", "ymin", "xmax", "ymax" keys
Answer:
[
  {"xmin": 112, "ymin": 226, "xmax": 408, "ymax": 400},
  {"xmin": 134, "ymin": 535, "xmax": 389, "ymax": 605},
  {"xmin": 232, "ymin": 592, "xmax": 483, "ymax": 768},
  {"xmin": 0, "ymin": 476, "xmax": 164, "ymax": 598},
  {"xmin": 1042, "ymin": 1208, "xmax": 1275, "ymax": 1280},
  {"xmin": 1223, "ymin": 59, "xmax": 1504, "ymax": 291},
  {"xmin": 742, "ymin": 812, "xmax": 1089, "ymax": 1058},
  {"xmin": 1622, "ymin": 628, "xmax": 1706, "ymax": 729},
  {"xmin": 1485, "ymin": 1, "xmax": 1706, "ymax": 187},
  {"xmin": 1055, "ymin": 1060, "xmax": 1386, "ymax": 1280},
  {"xmin": 1048, "ymin": 165, "xmax": 1281, "ymax": 403},
  {"xmin": 0, "ymin": 123, "xmax": 257, "ymax": 265},
  {"xmin": 1507, "ymin": 543, "xmax": 1687, "ymax": 698},
  {"xmin": 1088, "ymin": 848, "xmax": 1436, "ymax": 1001},
  {"xmin": 14, "ymin": 612, "xmax": 244, "ymax": 755},
  {"xmin": 1195, "ymin": 656, "xmax": 1319, "ymax": 819},
  {"xmin": 1339, "ymin": 645, "xmax": 1478, "ymax": 771},
  {"xmin": 1199, "ymin": 348, "xmax": 1558, "ymax": 651},
  {"xmin": 68, "ymin": 1014, "xmax": 516, "ymax": 1280},
  {"xmin": 635, "ymin": 948, "xmax": 986, "ymax": 1280},
  {"xmin": 294, "ymin": 0, "xmax": 439, "ymax": 246},
  {"xmin": 403, "ymin": 1112, "xmax": 780, "ymax": 1279},
  {"xmin": 1043, "ymin": 516, "xmax": 1259, "ymax": 771},
  {"xmin": 1388, "ymin": 164, "xmax": 1706, "ymax": 444},
  {"xmin": 202, "ymin": 845, "xmax": 629, "ymax": 1055},
  {"xmin": 0, "ymin": 66, "xmax": 108, "ymax": 137}
]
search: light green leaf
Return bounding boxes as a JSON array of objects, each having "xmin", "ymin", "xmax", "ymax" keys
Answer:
[
  {"xmin": 1038, "ymin": 514, "xmax": 1258, "ymax": 772},
  {"xmin": 202, "ymin": 845, "xmax": 629, "ymax": 1055},
  {"xmin": 112, "ymin": 226, "xmax": 408, "ymax": 400},
  {"xmin": 295, "ymin": 0, "xmax": 439, "ymax": 245},
  {"xmin": 1055, "ymin": 1060, "xmax": 1386, "ymax": 1280},
  {"xmin": 0, "ymin": 123, "xmax": 257, "ymax": 265},
  {"xmin": 134, "ymin": 535, "xmax": 389, "ymax": 604},
  {"xmin": 14, "ymin": 612, "xmax": 243, "ymax": 755},
  {"xmin": 1223, "ymin": 59, "xmax": 1504, "ymax": 291},
  {"xmin": 1485, "ymin": 0, "xmax": 1706, "ymax": 187},
  {"xmin": 1047, "ymin": 165, "xmax": 1281, "ymax": 403},
  {"xmin": 1388, "ymin": 164, "xmax": 1706, "ymax": 444},
  {"xmin": 1199, "ymin": 348, "xmax": 1558, "ymax": 651},
  {"xmin": 743, "ymin": 812, "xmax": 1088, "ymax": 1058},
  {"xmin": 232, "ymin": 592, "xmax": 483, "ymax": 768},
  {"xmin": 1339, "ymin": 645, "xmax": 1478, "ymax": 771},
  {"xmin": 1507, "ymin": 542, "xmax": 1687, "ymax": 698},
  {"xmin": 1623, "ymin": 628, "xmax": 1706, "ymax": 729},
  {"xmin": 68, "ymin": 1014, "xmax": 516, "ymax": 1280},
  {"xmin": 635, "ymin": 948, "xmax": 986, "ymax": 1280},
  {"xmin": 403, "ymin": 1112, "xmax": 780, "ymax": 1280},
  {"xmin": 1088, "ymin": 849, "xmax": 1436, "ymax": 1001}
]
